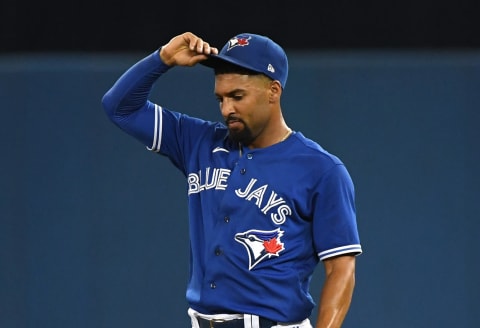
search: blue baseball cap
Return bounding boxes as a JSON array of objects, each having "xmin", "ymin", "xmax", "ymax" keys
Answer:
[{"xmin": 202, "ymin": 33, "xmax": 289, "ymax": 88}]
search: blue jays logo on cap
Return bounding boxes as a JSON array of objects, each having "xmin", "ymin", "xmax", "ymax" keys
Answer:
[
  {"xmin": 201, "ymin": 33, "xmax": 289, "ymax": 88},
  {"xmin": 235, "ymin": 228, "xmax": 285, "ymax": 270},
  {"xmin": 226, "ymin": 36, "xmax": 251, "ymax": 50}
]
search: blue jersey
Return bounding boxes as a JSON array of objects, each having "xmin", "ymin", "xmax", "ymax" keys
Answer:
[{"xmin": 102, "ymin": 50, "xmax": 362, "ymax": 323}]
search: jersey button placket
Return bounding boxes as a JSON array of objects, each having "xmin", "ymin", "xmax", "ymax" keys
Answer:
[{"xmin": 239, "ymin": 153, "xmax": 252, "ymax": 175}]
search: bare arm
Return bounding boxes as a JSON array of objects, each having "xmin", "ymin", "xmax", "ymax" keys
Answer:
[{"xmin": 315, "ymin": 255, "xmax": 356, "ymax": 328}]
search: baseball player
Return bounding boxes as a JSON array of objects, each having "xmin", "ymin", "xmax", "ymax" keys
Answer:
[{"xmin": 102, "ymin": 32, "xmax": 362, "ymax": 328}]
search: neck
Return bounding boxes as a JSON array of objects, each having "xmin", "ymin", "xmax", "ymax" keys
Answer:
[{"xmin": 279, "ymin": 128, "xmax": 293, "ymax": 142}]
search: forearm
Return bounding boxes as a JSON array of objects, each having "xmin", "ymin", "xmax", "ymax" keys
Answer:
[
  {"xmin": 102, "ymin": 50, "xmax": 170, "ymax": 120},
  {"xmin": 315, "ymin": 258, "xmax": 356, "ymax": 328}
]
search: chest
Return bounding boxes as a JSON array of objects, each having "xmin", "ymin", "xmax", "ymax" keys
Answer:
[{"xmin": 186, "ymin": 146, "xmax": 314, "ymax": 226}]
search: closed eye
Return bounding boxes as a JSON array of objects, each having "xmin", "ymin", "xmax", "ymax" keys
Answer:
[{"xmin": 215, "ymin": 94, "xmax": 243, "ymax": 104}]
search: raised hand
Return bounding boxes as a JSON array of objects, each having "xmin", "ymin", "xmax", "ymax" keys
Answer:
[{"xmin": 159, "ymin": 32, "xmax": 218, "ymax": 67}]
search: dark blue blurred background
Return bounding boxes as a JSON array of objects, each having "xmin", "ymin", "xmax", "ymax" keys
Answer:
[
  {"xmin": 2, "ymin": 0, "xmax": 480, "ymax": 52},
  {"xmin": 1, "ymin": 1, "xmax": 479, "ymax": 327}
]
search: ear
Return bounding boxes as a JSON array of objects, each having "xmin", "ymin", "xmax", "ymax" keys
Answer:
[{"xmin": 268, "ymin": 80, "xmax": 282, "ymax": 103}]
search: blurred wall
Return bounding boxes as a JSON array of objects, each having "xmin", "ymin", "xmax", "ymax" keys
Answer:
[{"xmin": 1, "ymin": 50, "xmax": 479, "ymax": 328}]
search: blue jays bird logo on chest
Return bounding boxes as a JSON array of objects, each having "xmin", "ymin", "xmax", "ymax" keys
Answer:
[{"xmin": 235, "ymin": 228, "xmax": 285, "ymax": 270}]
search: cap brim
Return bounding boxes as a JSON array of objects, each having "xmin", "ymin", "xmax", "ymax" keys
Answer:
[
  {"xmin": 199, "ymin": 54, "xmax": 222, "ymax": 68},
  {"xmin": 200, "ymin": 53, "xmax": 263, "ymax": 75}
]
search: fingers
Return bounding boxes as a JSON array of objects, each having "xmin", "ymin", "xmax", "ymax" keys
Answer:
[
  {"xmin": 161, "ymin": 32, "xmax": 219, "ymax": 66},
  {"xmin": 185, "ymin": 33, "xmax": 218, "ymax": 55}
]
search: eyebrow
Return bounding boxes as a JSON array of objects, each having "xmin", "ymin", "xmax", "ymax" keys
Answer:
[{"xmin": 215, "ymin": 88, "xmax": 246, "ymax": 98}]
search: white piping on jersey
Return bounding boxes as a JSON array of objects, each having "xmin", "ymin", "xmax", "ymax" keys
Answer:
[
  {"xmin": 318, "ymin": 244, "xmax": 362, "ymax": 261},
  {"xmin": 147, "ymin": 104, "xmax": 162, "ymax": 152},
  {"xmin": 212, "ymin": 147, "xmax": 230, "ymax": 153}
]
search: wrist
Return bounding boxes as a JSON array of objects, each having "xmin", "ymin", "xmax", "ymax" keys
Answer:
[{"xmin": 158, "ymin": 46, "xmax": 174, "ymax": 66}]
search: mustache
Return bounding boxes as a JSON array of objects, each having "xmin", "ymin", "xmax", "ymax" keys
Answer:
[{"xmin": 225, "ymin": 114, "xmax": 244, "ymax": 125}]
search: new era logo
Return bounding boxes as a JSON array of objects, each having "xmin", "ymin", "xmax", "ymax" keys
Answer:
[{"xmin": 267, "ymin": 64, "xmax": 275, "ymax": 73}]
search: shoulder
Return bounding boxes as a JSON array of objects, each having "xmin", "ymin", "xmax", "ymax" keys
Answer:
[
  {"xmin": 163, "ymin": 108, "xmax": 228, "ymax": 135},
  {"xmin": 290, "ymin": 132, "xmax": 345, "ymax": 169}
]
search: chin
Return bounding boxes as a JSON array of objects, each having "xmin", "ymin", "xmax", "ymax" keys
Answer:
[{"xmin": 228, "ymin": 129, "xmax": 253, "ymax": 145}]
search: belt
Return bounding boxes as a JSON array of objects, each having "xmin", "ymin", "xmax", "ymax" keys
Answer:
[
  {"xmin": 188, "ymin": 308, "xmax": 311, "ymax": 328},
  {"xmin": 196, "ymin": 316, "xmax": 277, "ymax": 328}
]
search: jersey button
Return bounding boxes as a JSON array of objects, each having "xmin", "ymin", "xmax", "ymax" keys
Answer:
[
  {"xmin": 240, "ymin": 168, "xmax": 246, "ymax": 174},
  {"xmin": 247, "ymin": 153, "xmax": 253, "ymax": 159},
  {"xmin": 210, "ymin": 282, "xmax": 216, "ymax": 289},
  {"xmin": 215, "ymin": 248, "xmax": 223, "ymax": 256},
  {"xmin": 224, "ymin": 216, "xmax": 230, "ymax": 223}
]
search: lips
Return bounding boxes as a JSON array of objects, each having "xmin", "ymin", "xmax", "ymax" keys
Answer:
[
  {"xmin": 226, "ymin": 117, "xmax": 243, "ymax": 128},
  {"xmin": 227, "ymin": 118, "xmax": 239, "ymax": 124},
  {"xmin": 227, "ymin": 121, "xmax": 243, "ymax": 130}
]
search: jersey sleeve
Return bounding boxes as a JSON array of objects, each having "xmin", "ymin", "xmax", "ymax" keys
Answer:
[
  {"xmin": 101, "ymin": 49, "xmax": 171, "ymax": 147},
  {"xmin": 101, "ymin": 48, "xmax": 221, "ymax": 176},
  {"xmin": 147, "ymin": 105, "xmax": 217, "ymax": 175},
  {"xmin": 312, "ymin": 164, "xmax": 362, "ymax": 260}
]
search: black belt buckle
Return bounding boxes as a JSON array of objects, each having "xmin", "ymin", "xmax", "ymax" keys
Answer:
[{"xmin": 197, "ymin": 317, "xmax": 241, "ymax": 328}]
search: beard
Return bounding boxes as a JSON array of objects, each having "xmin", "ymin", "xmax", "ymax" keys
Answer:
[{"xmin": 226, "ymin": 118, "xmax": 255, "ymax": 145}]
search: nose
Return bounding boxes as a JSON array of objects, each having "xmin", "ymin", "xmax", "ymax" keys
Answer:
[{"xmin": 220, "ymin": 98, "xmax": 234, "ymax": 118}]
